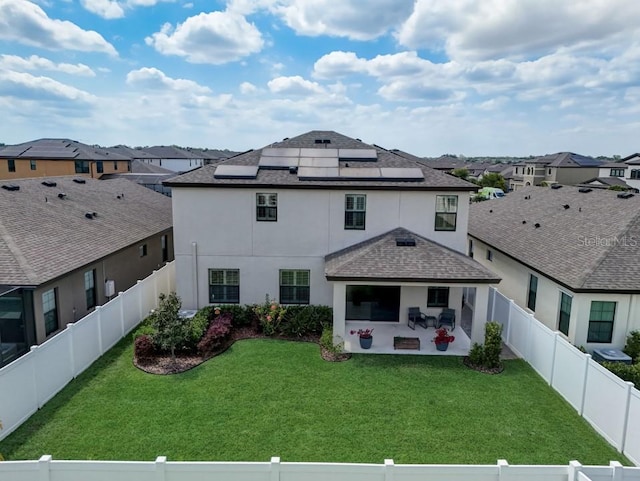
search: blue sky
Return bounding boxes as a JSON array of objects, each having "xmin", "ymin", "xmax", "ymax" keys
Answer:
[{"xmin": 1, "ymin": 0, "xmax": 639, "ymax": 156}]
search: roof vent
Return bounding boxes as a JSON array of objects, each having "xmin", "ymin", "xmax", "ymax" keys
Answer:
[
  {"xmin": 535, "ymin": 223, "xmax": 541, "ymax": 228},
  {"xmin": 524, "ymin": 195, "xmax": 530, "ymax": 200},
  {"xmin": 563, "ymin": 204, "xmax": 570, "ymax": 210},
  {"xmin": 617, "ymin": 192, "xmax": 634, "ymax": 199},
  {"xmin": 578, "ymin": 188, "xmax": 592, "ymax": 193},
  {"xmin": 289, "ymin": 166, "xmax": 298, "ymax": 174},
  {"xmin": 85, "ymin": 212, "xmax": 94, "ymax": 219},
  {"xmin": 522, "ymin": 220, "xmax": 527, "ymax": 224},
  {"xmin": 73, "ymin": 178, "xmax": 86, "ymax": 184},
  {"xmin": 489, "ymin": 209, "xmax": 493, "ymax": 213},
  {"xmin": 396, "ymin": 237, "xmax": 416, "ymax": 246},
  {"xmin": 42, "ymin": 181, "xmax": 57, "ymax": 187},
  {"xmin": 1, "ymin": 184, "xmax": 20, "ymax": 191},
  {"xmin": 551, "ymin": 184, "xmax": 562, "ymax": 189},
  {"xmin": 58, "ymin": 193, "xmax": 66, "ymax": 199}
]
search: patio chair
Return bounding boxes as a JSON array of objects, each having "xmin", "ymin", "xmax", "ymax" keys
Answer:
[
  {"xmin": 437, "ymin": 308, "xmax": 456, "ymax": 330},
  {"xmin": 408, "ymin": 307, "xmax": 428, "ymax": 330}
]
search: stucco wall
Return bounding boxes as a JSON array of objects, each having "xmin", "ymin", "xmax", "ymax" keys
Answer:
[{"xmin": 0, "ymin": 159, "xmax": 129, "ymax": 180}]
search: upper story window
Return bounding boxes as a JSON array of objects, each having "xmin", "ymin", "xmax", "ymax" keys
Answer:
[
  {"xmin": 7, "ymin": 159, "xmax": 15, "ymax": 172},
  {"xmin": 75, "ymin": 160, "xmax": 89, "ymax": 174},
  {"xmin": 161, "ymin": 235, "xmax": 168, "ymax": 262},
  {"xmin": 468, "ymin": 239, "xmax": 474, "ymax": 258},
  {"xmin": 548, "ymin": 168, "xmax": 552, "ymax": 175},
  {"xmin": 486, "ymin": 249, "xmax": 493, "ymax": 261},
  {"xmin": 256, "ymin": 193, "xmax": 277, "ymax": 221},
  {"xmin": 345, "ymin": 194, "xmax": 366, "ymax": 230},
  {"xmin": 610, "ymin": 168, "xmax": 625, "ymax": 177},
  {"xmin": 139, "ymin": 244, "xmax": 147, "ymax": 257},
  {"xmin": 30, "ymin": 160, "xmax": 37, "ymax": 171},
  {"xmin": 435, "ymin": 195, "xmax": 457, "ymax": 231}
]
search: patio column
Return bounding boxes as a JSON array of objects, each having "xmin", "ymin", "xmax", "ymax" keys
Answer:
[
  {"xmin": 472, "ymin": 285, "xmax": 490, "ymax": 344},
  {"xmin": 332, "ymin": 283, "xmax": 346, "ymax": 344}
]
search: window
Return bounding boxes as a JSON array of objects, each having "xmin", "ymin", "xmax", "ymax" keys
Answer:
[
  {"xmin": 527, "ymin": 274, "xmax": 538, "ymax": 311},
  {"xmin": 548, "ymin": 168, "xmax": 551, "ymax": 175},
  {"xmin": 468, "ymin": 239, "xmax": 474, "ymax": 258},
  {"xmin": 256, "ymin": 193, "xmax": 277, "ymax": 221},
  {"xmin": 279, "ymin": 270, "xmax": 310, "ymax": 304},
  {"xmin": 8, "ymin": 159, "xmax": 15, "ymax": 172},
  {"xmin": 114, "ymin": 161, "xmax": 118, "ymax": 170},
  {"xmin": 435, "ymin": 195, "xmax": 458, "ymax": 231},
  {"xmin": 427, "ymin": 287, "xmax": 449, "ymax": 308},
  {"xmin": 84, "ymin": 269, "xmax": 96, "ymax": 310},
  {"xmin": 42, "ymin": 289, "xmax": 58, "ymax": 336},
  {"xmin": 139, "ymin": 244, "xmax": 147, "ymax": 257},
  {"xmin": 209, "ymin": 269, "xmax": 240, "ymax": 303},
  {"xmin": 30, "ymin": 160, "xmax": 37, "ymax": 171},
  {"xmin": 346, "ymin": 286, "xmax": 400, "ymax": 322},
  {"xmin": 345, "ymin": 194, "xmax": 366, "ymax": 230},
  {"xmin": 610, "ymin": 168, "xmax": 625, "ymax": 177},
  {"xmin": 558, "ymin": 292, "xmax": 572, "ymax": 336},
  {"xmin": 587, "ymin": 301, "xmax": 616, "ymax": 343},
  {"xmin": 486, "ymin": 249, "xmax": 493, "ymax": 261},
  {"xmin": 74, "ymin": 160, "xmax": 89, "ymax": 174},
  {"xmin": 96, "ymin": 161, "xmax": 104, "ymax": 174},
  {"xmin": 630, "ymin": 170, "xmax": 640, "ymax": 179},
  {"xmin": 127, "ymin": 161, "xmax": 131, "ymax": 172},
  {"xmin": 161, "ymin": 235, "xmax": 168, "ymax": 262}
]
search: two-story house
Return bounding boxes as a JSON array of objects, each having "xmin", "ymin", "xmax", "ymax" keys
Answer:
[
  {"xmin": 138, "ymin": 146, "xmax": 206, "ymax": 173},
  {"xmin": 0, "ymin": 139, "xmax": 131, "ymax": 180},
  {"xmin": 0, "ymin": 177, "xmax": 173, "ymax": 368},
  {"xmin": 468, "ymin": 185, "xmax": 640, "ymax": 350},
  {"xmin": 581, "ymin": 155, "xmax": 640, "ymax": 192},
  {"xmin": 165, "ymin": 131, "xmax": 500, "ymax": 352},
  {"xmin": 510, "ymin": 152, "xmax": 603, "ymax": 191}
]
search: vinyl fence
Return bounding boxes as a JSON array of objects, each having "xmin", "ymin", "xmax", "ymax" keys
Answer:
[
  {"xmin": 489, "ymin": 287, "xmax": 640, "ymax": 466},
  {"xmin": 1, "ymin": 457, "xmax": 639, "ymax": 481},
  {"xmin": 0, "ymin": 262, "xmax": 175, "ymax": 442}
]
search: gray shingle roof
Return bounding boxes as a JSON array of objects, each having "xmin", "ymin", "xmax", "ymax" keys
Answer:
[
  {"xmin": 469, "ymin": 186, "xmax": 640, "ymax": 291},
  {"xmin": 0, "ymin": 139, "xmax": 130, "ymax": 161},
  {"xmin": 0, "ymin": 177, "xmax": 172, "ymax": 286},
  {"xmin": 166, "ymin": 131, "xmax": 478, "ymax": 191},
  {"xmin": 141, "ymin": 146, "xmax": 203, "ymax": 159},
  {"xmin": 324, "ymin": 227, "xmax": 500, "ymax": 283},
  {"xmin": 105, "ymin": 145, "xmax": 157, "ymax": 160},
  {"xmin": 581, "ymin": 177, "xmax": 633, "ymax": 188}
]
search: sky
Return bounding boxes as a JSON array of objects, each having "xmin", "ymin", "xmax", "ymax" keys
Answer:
[{"xmin": 0, "ymin": 0, "xmax": 639, "ymax": 157}]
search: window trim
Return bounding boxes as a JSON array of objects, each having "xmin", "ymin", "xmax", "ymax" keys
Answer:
[
  {"xmin": 587, "ymin": 300, "xmax": 616, "ymax": 343},
  {"xmin": 435, "ymin": 195, "xmax": 458, "ymax": 231},
  {"xmin": 527, "ymin": 274, "xmax": 538, "ymax": 311},
  {"xmin": 85, "ymin": 269, "xmax": 97, "ymax": 310},
  {"xmin": 30, "ymin": 160, "xmax": 37, "ymax": 171},
  {"xmin": 558, "ymin": 291, "xmax": 572, "ymax": 336},
  {"xmin": 427, "ymin": 287, "xmax": 449, "ymax": 308},
  {"xmin": 256, "ymin": 193, "xmax": 278, "ymax": 222},
  {"xmin": 486, "ymin": 249, "xmax": 493, "ymax": 261},
  {"xmin": 139, "ymin": 244, "xmax": 147, "ymax": 257},
  {"xmin": 208, "ymin": 269, "xmax": 240, "ymax": 304},
  {"xmin": 610, "ymin": 168, "xmax": 625, "ymax": 177},
  {"xmin": 344, "ymin": 194, "xmax": 366, "ymax": 230},
  {"xmin": 279, "ymin": 269, "xmax": 310, "ymax": 305}
]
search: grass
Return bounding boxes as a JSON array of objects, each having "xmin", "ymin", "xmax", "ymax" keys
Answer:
[{"xmin": 0, "ymin": 337, "xmax": 629, "ymax": 464}]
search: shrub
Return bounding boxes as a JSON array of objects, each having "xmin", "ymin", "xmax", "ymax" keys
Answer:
[
  {"xmin": 320, "ymin": 327, "xmax": 344, "ymax": 354},
  {"xmin": 134, "ymin": 334, "xmax": 156, "ymax": 361},
  {"xmin": 186, "ymin": 309, "xmax": 213, "ymax": 348},
  {"xmin": 468, "ymin": 342, "xmax": 484, "ymax": 366},
  {"xmin": 254, "ymin": 295, "xmax": 287, "ymax": 336},
  {"xmin": 151, "ymin": 292, "xmax": 189, "ymax": 360},
  {"xmin": 624, "ymin": 330, "xmax": 640, "ymax": 363},
  {"xmin": 132, "ymin": 319, "xmax": 156, "ymax": 341},
  {"xmin": 280, "ymin": 305, "xmax": 332, "ymax": 337},
  {"xmin": 602, "ymin": 362, "xmax": 640, "ymax": 388},
  {"xmin": 197, "ymin": 313, "xmax": 232, "ymax": 355},
  {"xmin": 483, "ymin": 321, "xmax": 503, "ymax": 369},
  {"xmin": 216, "ymin": 304, "xmax": 253, "ymax": 327}
]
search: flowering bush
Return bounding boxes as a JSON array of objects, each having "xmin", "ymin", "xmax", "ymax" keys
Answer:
[
  {"xmin": 254, "ymin": 295, "xmax": 287, "ymax": 336},
  {"xmin": 433, "ymin": 327, "xmax": 455, "ymax": 345},
  {"xmin": 197, "ymin": 313, "xmax": 232, "ymax": 355},
  {"xmin": 350, "ymin": 328, "xmax": 374, "ymax": 339}
]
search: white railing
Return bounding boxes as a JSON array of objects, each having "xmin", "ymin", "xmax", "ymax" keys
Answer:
[
  {"xmin": 0, "ymin": 457, "xmax": 637, "ymax": 481},
  {"xmin": 0, "ymin": 262, "xmax": 175, "ymax": 442},
  {"xmin": 489, "ymin": 287, "xmax": 640, "ymax": 466}
]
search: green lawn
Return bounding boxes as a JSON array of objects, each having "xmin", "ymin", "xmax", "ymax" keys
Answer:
[{"xmin": 0, "ymin": 338, "xmax": 628, "ymax": 464}]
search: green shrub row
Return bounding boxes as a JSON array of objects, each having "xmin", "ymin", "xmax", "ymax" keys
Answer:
[{"xmin": 602, "ymin": 362, "xmax": 640, "ymax": 388}]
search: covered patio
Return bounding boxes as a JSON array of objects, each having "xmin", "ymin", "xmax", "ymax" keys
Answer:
[{"xmin": 324, "ymin": 227, "xmax": 501, "ymax": 355}]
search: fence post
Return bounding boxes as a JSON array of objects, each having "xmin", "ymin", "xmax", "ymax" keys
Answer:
[
  {"xmin": 568, "ymin": 460, "xmax": 582, "ymax": 481},
  {"xmin": 137, "ymin": 280, "xmax": 144, "ymax": 321},
  {"xmin": 619, "ymin": 382, "xmax": 634, "ymax": 452},
  {"xmin": 155, "ymin": 456, "xmax": 166, "ymax": 481},
  {"xmin": 67, "ymin": 323, "xmax": 76, "ymax": 378},
  {"xmin": 38, "ymin": 455, "xmax": 52, "ymax": 481},
  {"xmin": 491, "ymin": 287, "xmax": 497, "ymax": 321},
  {"xmin": 153, "ymin": 269, "xmax": 159, "ymax": 304},
  {"xmin": 506, "ymin": 300, "xmax": 514, "ymax": 346},
  {"xmin": 30, "ymin": 345, "xmax": 40, "ymax": 408},
  {"xmin": 270, "ymin": 456, "xmax": 281, "ymax": 481},
  {"xmin": 548, "ymin": 332, "xmax": 559, "ymax": 387},
  {"xmin": 96, "ymin": 306, "xmax": 104, "ymax": 355},
  {"xmin": 579, "ymin": 354, "xmax": 591, "ymax": 416},
  {"xmin": 118, "ymin": 293, "xmax": 125, "ymax": 337},
  {"xmin": 497, "ymin": 459, "xmax": 508, "ymax": 481},
  {"xmin": 384, "ymin": 459, "xmax": 395, "ymax": 481},
  {"xmin": 526, "ymin": 312, "xmax": 535, "ymax": 361},
  {"xmin": 609, "ymin": 461, "xmax": 623, "ymax": 481}
]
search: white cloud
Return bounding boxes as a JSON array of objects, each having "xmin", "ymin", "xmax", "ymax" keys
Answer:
[
  {"xmin": 0, "ymin": 54, "xmax": 96, "ymax": 77},
  {"xmin": 240, "ymin": 81, "xmax": 258, "ymax": 94},
  {"xmin": 267, "ymin": 75, "xmax": 325, "ymax": 96},
  {"xmin": 0, "ymin": 70, "xmax": 96, "ymax": 102},
  {"xmin": 126, "ymin": 67, "xmax": 212, "ymax": 94},
  {"xmin": 0, "ymin": 0, "xmax": 117, "ymax": 55},
  {"xmin": 80, "ymin": 0, "xmax": 124, "ymax": 19},
  {"xmin": 313, "ymin": 51, "xmax": 368, "ymax": 78},
  {"xmin": 145, "ymin": 11, "xmax": 264, "ymax": 64}
]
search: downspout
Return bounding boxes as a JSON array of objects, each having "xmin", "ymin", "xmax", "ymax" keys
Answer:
[{"xmin": 191, "ymin": 242, "xmax": 199, "ymax": 308}]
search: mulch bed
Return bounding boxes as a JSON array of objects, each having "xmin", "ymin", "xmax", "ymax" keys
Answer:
[{"xmin": 462, "ymin": 356, "xmax": 504, "ymax": 374}]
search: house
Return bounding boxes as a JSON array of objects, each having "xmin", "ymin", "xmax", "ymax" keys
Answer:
[
  {"xmin": 0, "ymin": 176, "xmax": 173, "ymax": 368},
  {"xmin": 510, "ymin": 152, "xmax": 603, "ymax": 190},
  {"xmin": 0, "ymin": 139, "xmax": 131, "ymax": 180},
  {"xmin": 138, "ymin": 146, "xmax": 206, "ymax": 173},
  {"xmin": 165, "ymin": 130, "xmax": 500, "ymax": 352},
  {"xmin": 101, "ymin": 160, "xmax": 177, "ymax": 197},
  {"xmin": 468, "ymin": 185, "xmax": 640, "ymax": 350},
  {"xmin": 578, "ymin": 155, "xmax": 640, "ymax": 192}
]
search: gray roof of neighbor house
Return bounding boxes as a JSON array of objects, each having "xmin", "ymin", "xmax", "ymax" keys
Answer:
[
  {"xmin": 536, "ymin": 152, "xmax": 602, "ymax": 168},
  {"xmin": 580, "ymin": 177, "xmax": 634, "ymax": 189},
  {"xmin": 468, "ymin": 186, "xmax": 640, "ymax": 292},
  {"xmin": 0, "ymin": 139, "xmax": 130, "ymax": 161},
  {"xmin": 325, "ymin": 227, "xmax": 500, "ymax": 283},
  {"xmin": 141, "ymin": 146, "xmax": 204, "ymax": 159},
  {"xmin": 0, "ymin": 177, "xmax": 172, "ymax": 286},
  {"xmin": 105, "ymin": 145, "xmax": 157, "ymax": 160},
  {"xmin": 166, "ymin": 131, "xmax": 478, "ymax": 191},
  {"xmin": 129, "ymin": 160, "xmax": 174, "ymax": 174},
  {"xmin": 186, "ymin": 147, "xmax": 238, "ymax": 161},
  {"xmin": 622, "ymin": 153, "xmax": 640, "ymax": 162}
]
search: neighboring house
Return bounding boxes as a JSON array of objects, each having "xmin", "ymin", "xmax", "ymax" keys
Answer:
[
  {"xmin": 0, "ymin": 177, "xmax": 173, "ymax": 368},
  {"xmin": 0, "ymin": 139, "xmax": 131, "ymax": 180},
  {"xmin": 468, "ymin": 185, "xmax": 640, "ymax": 350},
  {"xmin": 139, "ymin": 146, "xmax": 206, "ymax": 173},
  {"xmin": 165, "ymin": 130, "xmax": 500, "ymax": 350},
  {"xmin": 101, "ymin": 160, "xmax": 177, "ymax": 197},
  {"xmin": 580, "ymin": 155, "xmax": 640, "ymax": 192},
  {"xmin": 185, "ymin": 147, "xmax": 239, "ymax": 165},
  {"xmin": 578, "ymin": 175, "xmax": 636, "ymax": 192},
  {"xmin": 510, "ymin": 152, "xmax": 603, "ymax": 190}
]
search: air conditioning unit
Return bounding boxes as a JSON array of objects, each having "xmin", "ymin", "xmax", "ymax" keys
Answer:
[{"xmin": 105, "ymin": 279, "xmax": 116, "ymax": 297}]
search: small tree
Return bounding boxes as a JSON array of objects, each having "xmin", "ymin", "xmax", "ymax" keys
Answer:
[
  {"xmin": 478, "ymin": 172, "xmax": 507, "ymax": 191},
  {"xmin": 151, "ymin": 292, "xmax": 188, "ymax": 361},
  {"xmin": 451, "ymin": 167, "xmax": 470, "ymax": 180}
]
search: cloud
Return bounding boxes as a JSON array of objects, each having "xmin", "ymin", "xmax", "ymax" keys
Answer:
[
  {"xmin": 0, "ymin": 70, "xmax": 95, "ymax": 102},
  {"xmin": 0, "ymin": 54, "xmax": 96, "ymax": 77},
  {"xmin": 126, "ymin": 67, "xmax": 212, "ymax": 94},
  {"xmin": 0, "ymin": 0, "xmax": 117, "ymax": 55},
  {"xmin": 80, "ymin": 0, "xmax": 175, "ymax": 18},
  {"xmin": 240, "ymin": 81, "xmax": 258, "ymax": 94},
  {"xmin": 267, "ymin": 76, "xmax": 325, "ymax": 96},
  {"xmin": 145, "ymin": 11, "xmax": 264, "ymax": 64}
]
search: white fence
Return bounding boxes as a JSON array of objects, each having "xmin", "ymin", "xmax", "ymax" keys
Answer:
[
  {"xmin": 489, "ymin": 287, "xmax": 640, "ymax": 466},
  {"xmin": 0, "ymin": 262, "xmax": 175, "ymax": 443},
  {"xmin": 0, "ymin": 457, "xmax": 639, "ymax": 481}
]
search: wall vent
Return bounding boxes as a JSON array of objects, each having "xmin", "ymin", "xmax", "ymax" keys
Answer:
[{"xmin": 396, "ymin": 237, "xmax": 416, "ymax": 246}]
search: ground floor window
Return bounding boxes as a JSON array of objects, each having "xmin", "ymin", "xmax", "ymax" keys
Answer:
[
  {"xmin": 558, "ymin": 292, "xmax": 571, "ymax": 336},
  {"xmin": 0, "ymin": 288, "xmax": 33, "ymax": 366},
  {"xmin": 346, "ymin": 286, "xmax": 400, "ymax": 322},
  {"xmin": 527, "ymin": 274, "xmax": 538, "ymax": 311},
  {"xmin": 587, "ymin": 301, "xmax": 615, "ymax": 343},
  {"xmin": 427, "ymin": 287, "xmax": 449, "ymax": 307},
  {"xmin": 42, "ymin": 288, "xmax": 58, "ymax": 336},
  {"xmin": 209, "ymin": 269, "xmax": 240, "ymax": 304},
  {"xmin": 279, "ymin": 270, "xmax": 310, "ymax": 304}
]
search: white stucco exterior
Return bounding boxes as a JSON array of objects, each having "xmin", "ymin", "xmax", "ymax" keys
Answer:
[{"xmin": 142, "ymin": 158, "xmax": 203, "ymax": 173}]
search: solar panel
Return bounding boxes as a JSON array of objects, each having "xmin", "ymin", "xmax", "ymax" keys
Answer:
[
  {"xmin": 298, "ymin": 157, "xmax": 339, "ymax": 168},
  {"xmin": 258, "ymin": 156, "xmax": 299, "ymax": 169},
  {"xmin": 300, "ymin": 148, "xmax": 338, "ymax": 158},
  {"xmin": 379, "ymin": 168, "xmax": 424, "ymax": 180},
  {"xmin": 261, "ymin": 148, "xmax": 300, "ymax": 157},
  {"xmin": 297, "ymin": 167, "xmax": 340, "ymax": 179},
  {"xmin": 214, "ymin": 165, "xmax": 259, "ymax": 179},
  {"xmin": 338, "ymin": 168, "xmax": 381, "ymax": 179},
  {"xmin": 338, "ymin": 149, "xmax": 377, "ymax": 161}
]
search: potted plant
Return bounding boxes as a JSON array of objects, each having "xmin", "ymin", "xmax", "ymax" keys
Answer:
[
  {"xmin": 350, "ymin": 328, "xmax": 374, "ymax": 349},
  {"xmin": 433, "ymin": 327, "xmax": 455, "ymax": 351}
]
